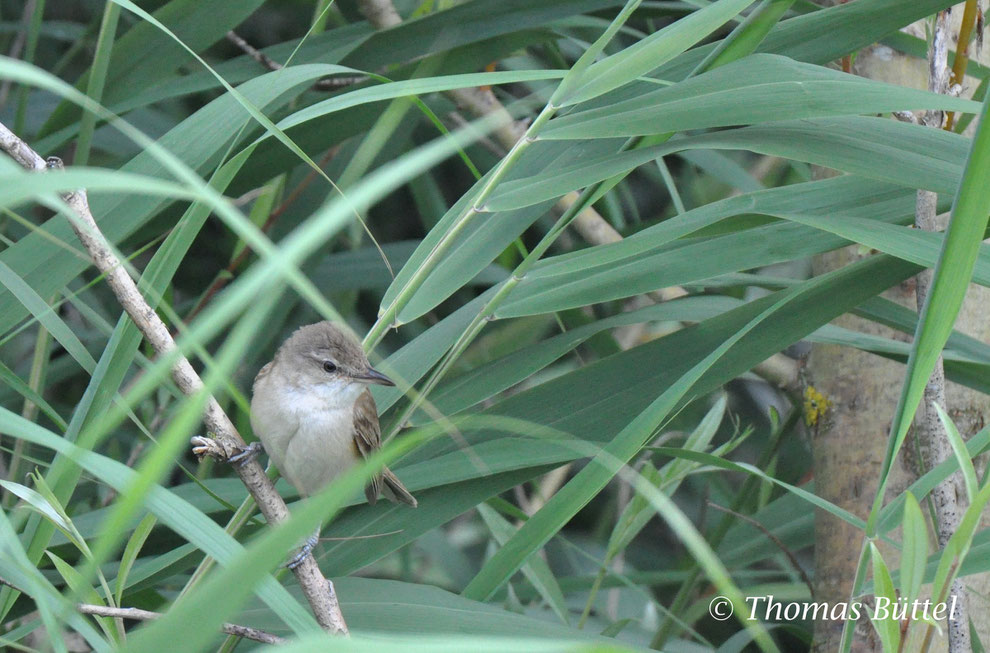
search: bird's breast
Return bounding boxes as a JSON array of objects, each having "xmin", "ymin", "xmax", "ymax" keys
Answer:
[
  {"xmin": 252, "ymin": 378, "xmax": 360, "ymax": 497},
  {"xmin": 283, "ymin": 396, "xmax": 360, "ymax": 497}
]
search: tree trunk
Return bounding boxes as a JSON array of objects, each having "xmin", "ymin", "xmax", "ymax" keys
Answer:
[{"xmin": 810, "ymin": 5, "xmax": 990, "ymax": 651}]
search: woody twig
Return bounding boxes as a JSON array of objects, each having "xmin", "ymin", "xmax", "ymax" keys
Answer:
[{"xmin": 0, "ymin": 120, "xmax": 348, "ymax": 635}]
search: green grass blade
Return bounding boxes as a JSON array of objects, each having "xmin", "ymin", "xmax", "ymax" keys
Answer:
[
  {"xmin": 477, "ymin": 504, "xmax": 570, "ymax": 624},
  {"xmin": 544, "ymin": 55, "xmax": 980, "ymax": 140},
  {"xmin": 868, "ymin": 543, "xmax": 900, "ymax": 651},
  {"xmin": 75, "ymin": 1, "xmax": 120, "ymax": 167},
  {"xmin": 0, "ymin": 508, "xmax": 108, "ymax": 652},
  {"xmin": 0, "ymin": 407, "xmax": 321, "ymax": 634},
  {"xmin": 899, "ymin": 493, "xmax": 928, "ymax": 604},
  {"xmin": 0, "ymin": 358, "xmax": 67, "ymax": 430},
  {"xmin": 560, "ymin": 0, "xmax": 757, "ymax": 106},
  {"xmin": 694, "ymin": 0, "xmax": 796, "ymax": 73},
  {"xmin": 0, "ymin": 259, "xmax": 96, "ymax": 373},
  {"xmin": 114, "ymin": 513, "xmax": 156, "ymax": 605},
  {"xmin": 549, "ymin": 0, "xmax": 645, "ymax": 106},
  {"xmin": 462, "ymin": 256, "xmax": 905, "ymax": 603},
  {"xmin": 934, "ymin": 404, "xmax": 978, "ymax": 502}
]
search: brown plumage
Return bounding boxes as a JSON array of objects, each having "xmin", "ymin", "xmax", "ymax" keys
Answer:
[{"xmin": 353, "ymin": 389, "xmax": 417, "ymax": 506}]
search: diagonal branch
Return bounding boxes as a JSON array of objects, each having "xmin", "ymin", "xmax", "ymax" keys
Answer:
[
  {"xmin": 0, "ymin": 120, "xmax": 348, "ymax": 635},
  {"xmin": 225, "ymin": 31, "xmax": 367, "ymax": 91}
]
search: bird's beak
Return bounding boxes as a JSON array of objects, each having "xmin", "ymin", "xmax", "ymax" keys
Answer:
[{"xmin": 354, "ymin": 367, "xmax": 395, "ymax": 386}]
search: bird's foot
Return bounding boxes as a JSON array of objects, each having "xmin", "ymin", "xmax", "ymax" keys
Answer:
[
  {"xmin": 190, "ymin": 434, "xmax": 230, "ymax": 461},
  {"xmin": 284, "ymin": 532, "xmax": 320, "ymax": 570},
  {"xmin": 228, "ymin": 441, "xmax": 263, "ymax": 467}
]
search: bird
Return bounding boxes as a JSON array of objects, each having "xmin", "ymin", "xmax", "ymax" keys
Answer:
[{"xmin": 242, "ymin": 321, "xmax": 416, "ymax": 566}]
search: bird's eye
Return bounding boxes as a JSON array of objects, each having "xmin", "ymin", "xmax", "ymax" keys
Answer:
[{"xmin": 322, "ymin": 361, "xmax": 338, "ymax": 373}]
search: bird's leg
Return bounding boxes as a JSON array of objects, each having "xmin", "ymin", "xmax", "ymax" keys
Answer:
[
  {"xmin": 285, "ymin": 529, "xmax": 320, "ymax": 570},
  {"xmin": 227, "ymin": 441, "xmax": 263, "ymax": 466}
]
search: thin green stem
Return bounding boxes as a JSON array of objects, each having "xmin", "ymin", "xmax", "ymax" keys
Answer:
[
  {"xmin": 364, "ymin": 101, "xmax": 558, "ymax": 349},
  {"xmin": 76, "ymin": 1, "xmax": 120, "ymax": 167},
  {"xmin": 12, "ymin": 0, "xmax": 44, "ymax": 135},
  {"xmin": 650, "ymin": 405, "xmax": 798, "ymax": 648},
  {"xmin": 3, "ymin": 313, "xmax": 52, "ymax": 508},
  {"xmin": 383, "ymin": 176, "xmax": 609, "ymax": 440},
  {"xmin": 178, "ymin": 482, "xmax": 265, "ymax": 599},
  {"xmin": 837, "ymin": 540, "xmax": 871, "ymax": 653}
]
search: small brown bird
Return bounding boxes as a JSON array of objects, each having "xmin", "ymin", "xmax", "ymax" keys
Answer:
[{"xmin": 248, "ymin": 321, "xmax": 417, "ymax": 509}]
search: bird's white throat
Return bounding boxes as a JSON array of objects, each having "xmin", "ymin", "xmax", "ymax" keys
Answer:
[{"xmin": 285, "ymin": 376, "xmax": 366, "ymax": 413}]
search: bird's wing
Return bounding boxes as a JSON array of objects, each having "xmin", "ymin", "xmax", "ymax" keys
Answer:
[
  {"xmin": 352, "ymin": 389, "xmax": 384, "ymax": 504},
  {"xmin": 253, "ymin": 361, "xmax": 273, "ymax": 386},
  {"xmin": 353, "ymin": 390, "xmax": 417, "ymax": 507}
]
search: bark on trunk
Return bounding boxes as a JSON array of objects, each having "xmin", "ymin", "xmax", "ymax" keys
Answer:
[{"xmin": 810, "ymin": 6, "xmax": 990, "ymax": 650}]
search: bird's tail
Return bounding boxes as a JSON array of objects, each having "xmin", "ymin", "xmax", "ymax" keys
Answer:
[{"xmin": 381, "ymin": 466, "xmax": 417, "ymax": 507}]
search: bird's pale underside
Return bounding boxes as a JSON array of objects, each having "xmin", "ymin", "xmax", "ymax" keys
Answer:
[{"xmin": 250, "ymin": 321, "xmax": 417, "ymax": 507}]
